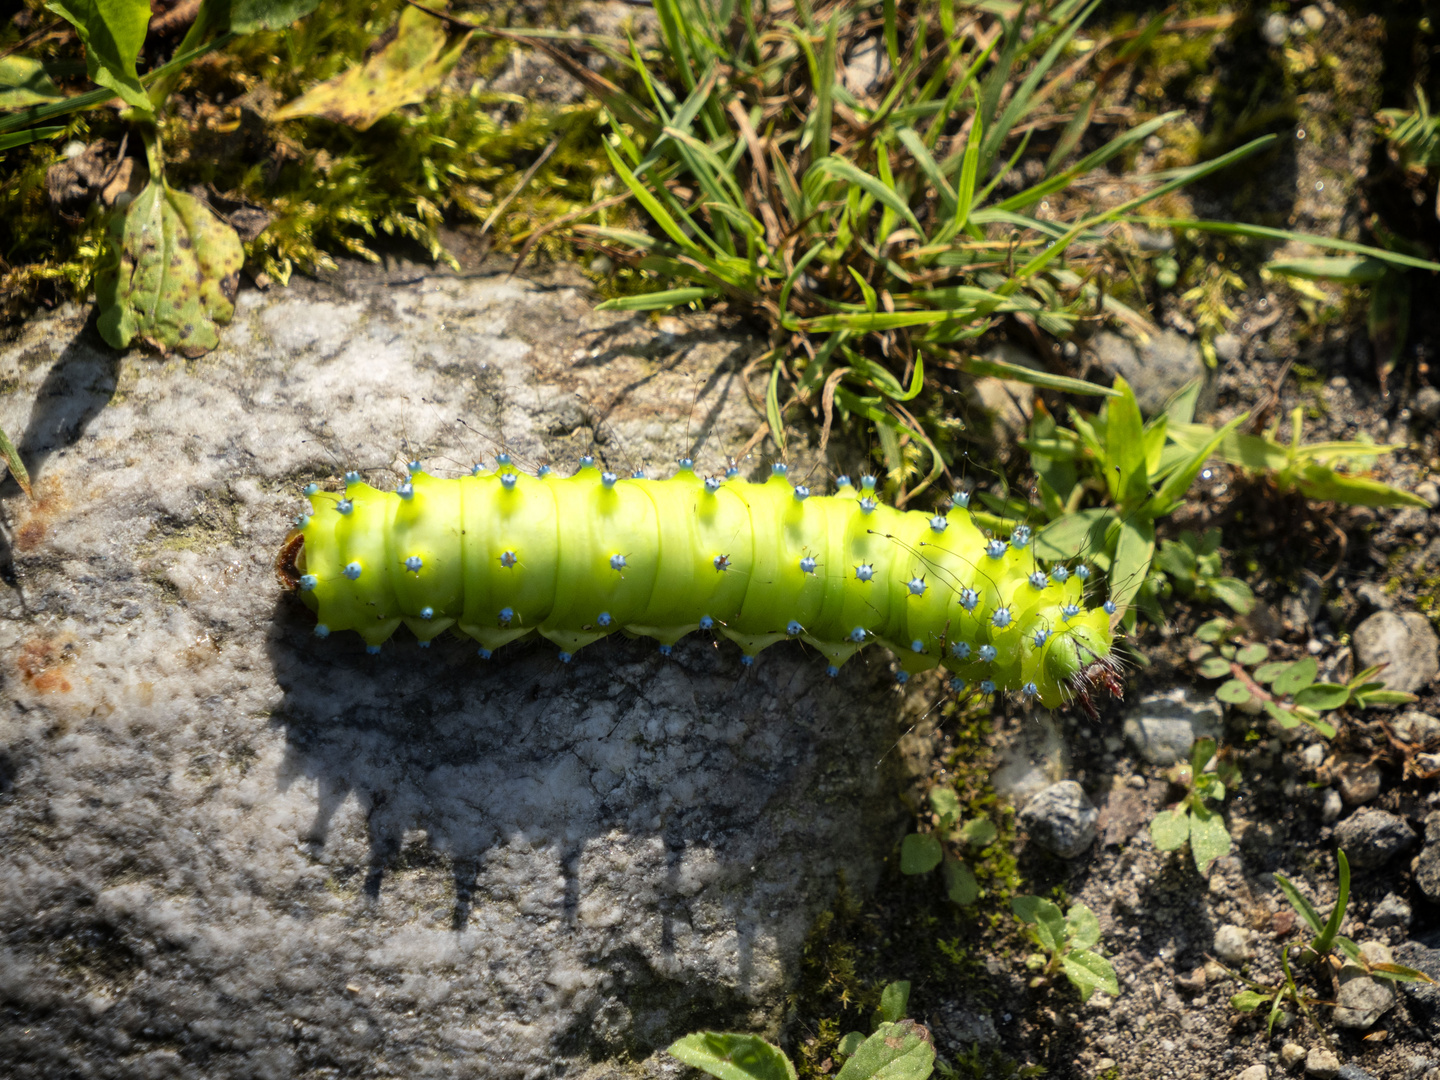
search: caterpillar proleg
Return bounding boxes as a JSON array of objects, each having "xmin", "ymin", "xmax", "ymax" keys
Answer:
[{"xmin": 277, "ymin": 459, "xmax": 1118, "ymax": 707}]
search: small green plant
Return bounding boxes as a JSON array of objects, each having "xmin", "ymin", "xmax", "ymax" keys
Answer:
[
  {"xmin": 1224, "ymin": 852, "xmax": 1432, "ymax": 1038},
  {"xmin": 1191, "ymin": 618, "xmax": 1415, "ymax": 739},
  {"xmin": 899, "ymin": 786, "xmax": 997, "ymax": 906},
  {"xmin": 1152, "ymin": 528, "xmax": 1255, "ymax": 615},
  {"xmin": 668, "ymin": 980, "xmax": 935, "ymax": 1080},
  {"xmin": 1150, "ymin": 737, "xmax": 1238, "ymax": 874},
  {"xmin": 1011, "ymin": 896, "xmax": 1118, "ymax": 1003}
]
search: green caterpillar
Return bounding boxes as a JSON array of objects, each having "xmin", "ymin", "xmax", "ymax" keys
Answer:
[{"xmin": 277, "ymin": 458, "xmax": 1119, "ymax": 708}]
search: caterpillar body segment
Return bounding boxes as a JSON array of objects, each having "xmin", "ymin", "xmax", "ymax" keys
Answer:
[{"xmin": 279, "ymin": 460, "xmax": 1116, "ymax": 706}]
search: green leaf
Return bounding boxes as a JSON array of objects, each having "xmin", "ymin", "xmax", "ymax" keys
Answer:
[
  {"xmin": 1066, "ymin": 903, "xmax": 1102, "ymax": 952},
  {"xmin": 1197, "ymin": 655, "xmax": 1232, "ymax": 678},
  {"xmin": 227, "ymin": 0, "xmax": 320, "ymax": 32},
  {"xmin": 928, "ymin": 786, "xmax": 961, "ymax": 829},
  {"xmin": 1263, "ymin": 700, "xmax": 1301, "ymax": 729},
  {"xmin": 595, "ymin": 287, "xmax": 720, "ymax": 312},
  {"xmin": 1195, "ymin": 618, "xmax": 1230, "ymax": 643},
  {"xmin": 837, "ymin": 1032, "xmax": 868, "ymax": 1059},
  {"xmin": 668, "ymin": 1032, "xmax": 798, "ymax": 1080},
  {"xmin": 1272, "ymin": 657, "xmax": 1318, "ymax": 696},
  {"xmin": 765, "ymin": 360, "xmax": 787, "ymax": 454},
  {"xmin": 1252, "ymin": 661, "xmax": 1290, "ymax": 684},
  {"xmin": 899, "ymin": 833, "xmax": 943, "ymax": 875},
  {"xmin": 1034, "ymin": 507, "xmax": 1115, "ymax": 564},
  {"xmin": 1141, "ymin": 216, "xmax": 1440, "ymax": 274},
  {"xmin": 0, "ymin": 125, "xmax": 66, "ymax": 151},
  {"xmin": 1214, "ymin": 680, "xmax": 1252, "ymax": 705},
  {"xmin": 959, "ymin": 817, "xmax": 997, "ymax": 849},
  {"xmin": 45, "ymin": 0, "xmax": 152, "ymax": 111},
  {"xmin": 1292, "ymin": 683, "xmax": 1350, "ymax": 710},
  {"xmin": 1104, "ymin": 376, "xmax": 1147, "ymax": 505},
  {"xmin": 1230, "ymin": 991, "xmax": 1272, "ymax": 1012},
  {"xmin": 1012, "ymin": 896, "xmax": 1066, "ymax": 954},
  {"xmin": 0, "ymin": 422, "xmax": 32, "ymax": 498},
  {"xmin": 875, "ymin": 981, "xmax": 911, "ymax": 1026},
  {"xmin": 1061, "ymin": 950, "xmax": 1119, "ymax": 1002},
  {"xmin": 1207, "ymin": 576, "xmax": 1255, "ymax": 614},
  {"xmin": 962, "ymin": 353, "xmax": 1118, "ymax": 397},
  {"xmin": 1369, "ymin": 963, "xmax": 1437, "ymax": 985},
  {"xmin": 1265, "ymin": 255, "xmax": 1389, "ymax": 282},
  {"xmin": 1293, "ymin": 462, "xmax": 1428, "ymax": 508},
  {"xmin": 1145, "ymin": 413, "xmax": 1248, "ymax": 518},
  {"xmin": 942, "ymin": 857, "xmax": 979, "ymax": 905},
  {"xmin": 0, "ymin": 56, "xmax": 65, "ymax": 111},
  {"xmin": 1353, "ymin": 688, "xmax": 1417, "ymax": 707},
  {"xmin": 271, "ymin": 1, "xmax": 472, "ymax": 130},
  {"xmin": 1150, "ymin": 807, "xmax": 1191, "ymax": 851},
  {"xmin": 808, "ymin": 155, "xmax": 922, "ymax": 234},
  {"xmin": 1234, "ymin": 644, "xmax": 1269, "ymax": 666},
  {"xmin": 95, "ymin": 182, "xmax": 243, "ymax": 356},
  {"xmin": 834, "ymin": 1021, "xmax": 935, "ymax": 1080},
  {"xmin": 1188, "ymin": 803, "xmax": 1231, "ymax": 873},
  {"xmin": 1273, "ymin": 872, "xmax": 1325, "ymax": 937},
  {"xmin": 1190, "ymin": 736, "xmax": 1218, "ymax": 776},
  {"xmin": 1313, "ymin": 850, "xmax": 1349, "ymax": 956},
  {"xmin": 1110, "ymin": 515, "xmax": 1156, "ymax": 617}
]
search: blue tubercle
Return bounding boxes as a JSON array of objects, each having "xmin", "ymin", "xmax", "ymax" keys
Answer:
[
  {"xmin": 343, "ymin": 562, "xmax": 362, "ymax": 580},
  {"xmin": 314, "ymin": 623, "xmax": 330, "ymax": 638},
  {"xmin": 303, "ymin": 482, "xmax": 319, "ymax": 496},
  {"xmin": 950, "ymin": 678, "xmax": 966, "ymax": 693},
  {"xmin": 958, "ymin": 588, "xmax": 979, "ymax": 611},
  {"xmin": 1022, "ymin": 681, "xmax": 1039, "ymax": 698},
  {"xmin": 598, "ymin": 612, "xmax": 612, "ymax": 626},
  {"xmin": 601, "ymin": 471, "xmax": 617, "ymax": 488},
  {"xmin": 955, "ymin": 491, "xmax": 971, "ymax": 509},
  {"xmin": 500, "ymin": 550, "xmax": 518, "ymax": 568},
  {"xmin": 985, "ymin": 539, "xmax": 1008, "ymax": 559},
  {"xmin": 345, "ymin": 470, "xmax": 361, "ymax": 484},
  {"xmin": 835, "ymin": 475, "xmax": 852, "ymax": 487},
  {"xmin": 558, "ymin": 651, "xmax": 572, "ymax": 663},
  {"xmin": 397, "ymin": 482, "xmax": 414, "ymax": 500},
  {"xmin": 499, "ymin": 607, "xmax": 514, "ymax": 625},
  {"xmin": 477, "ymin": 647, "xmax": 492, "ymax": 659},
  {"xmin": 704, "ymin": 477, "xmax": 721, "ymax": 493},
  {"xmin": 405, "ymin": 555, "xmax": 423, "ymax": 572},
  {"xmin": 300, "ymin": 574, "xmax": 318, "ymax": 591},
  {"xmin": 537, "ymin": 465, "xmax": 551, "ymax": 477},
  {"xmin": 855, "ymin": 563, "xmax": 875, "ymax": 582},
  {"xmin": 827, "ymin": 665, "xmax": 840, "ymax": 678},
  {"xmin": 980, "ymin": 679, "xmax": 996, "ymax": 693},
  {"xmin": 610, "ymin": 553, "xmax": 627, "ymax": 570},
  {"xmin": 408, "ymin": 460, "xmax": 422, "ymax": 473},
  {"xmin": 418, "ymin": 640, "xmax": 430, "ymax": 648},
  {"xmin": 658, "ymin": 644, "xmax": 672, "ymax": 656},
  {"xmin": 336, "ymin": 499, "xmax": 354, "ymax": 515},
  {"xmin": 1076, "ymin": 564, "xmax": 1091, "ymax": 580},
  {"xmin": 725, "ymin": 466, "xmax": 739, "ymax": 478},
  {"xmin": 294, "ymin": 514, "xmax": 310, "ymax": 528},
  {"xmin": 1062, "ymin": 603, "xmax": 1080, "ymax": 622},
  {"xmin": 367, "ymin": 644, "xmax": 382, "ymax": 655},
  {"xmin": 896, "ymin": 671, "xmax": 909, "ymax": 685},
  {"xmin": 678, "ymin": 458, "xmax": 694, "ymax": 470},
  {"xmin": 794, "ymin": 485, "xmax": 810, "ymax": 501},
  {"xmin": 951, "ymin": 641, "xmax": 971, "ymax": 659},
  {"xmin": 860, "ymin": 475, "xmax": 877, "ymax": 489},
  {"xmin": 1028, "ymin": 570, "xmax": 1047, "ymax": 590},
  {"xmin": 496, "ymin": 453, "xmax": 511, "ymax": 465},
  {"xmin": 500, "ymin": 473, "xmax": 517, "ymax": 490},
  {"xmin": 930, "ymin": 515, "xmax": 948, "ymax": 532},
  {"xmin": 1033, "ymin": 628, "xmax": 1050, "ymax": 646},
  {"xmin": 1103, "ymin": 600, "xmax": 1117, "ymax": 615},
  {"xmin": 979, "ymin": 644, "xmax": 997, "ymax": 662},
  {"xmin": 1012, "ymin": 525, "xmax": 1032, "ymax": 546},
  {"xmin": 907, "ymin": 576, "xmax": 926, "ymax": 596},
  {"xmin": 849, "ymin": 627, "xmax": 867, "ymax": 643},
  {"xmin": 579, "ymin": 455, "xmax": 595, "ymax": 468},
  {"xmin": 699, "ymin": 615, "xmax": 714, "ymax": 630},
  {"xmin": 740, "ymin": 654, "xmax": 755, "ymax": 666},
  {"xmin": 910, "ymin": 639, "xmax": 924, "ymax": 653},
  {"xmin": 632, "ymin": 470, "xmax": 645, "ymax": 479},
  {"xmin": 713, "ymin": 554, "xmax": 730, "ymax": 571},
  {"xmin": 420, "ymin": 607, "xmax": 434, "ymax": 620},
  {"xmin": 472, "ymin": 463, "xmax": 485, "ymax": 475},
  {"xmin": 787, "ymin": 620, "xmax": 803, "ymax": 636},
  {"xmin": 772, "ymin": 463, "xmax": 788, "ymax": 475},
  {"xmin": 992, "ymin": 607, "xmax": 1012, "ymax": 628},
  {"xmin": 799, "ymin": 556, "xmax": 817, "ymax": 574},
  {"xmin": 1051, "ymin": 566, "xmax": 1070, "ymax": 583},
  {"xmin": 859, "ymin": 497, "xmax": 878, "ymax": 514}
]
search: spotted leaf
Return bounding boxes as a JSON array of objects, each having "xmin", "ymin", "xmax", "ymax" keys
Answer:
[{"xmin": 95, "ymin": 182, "xmax": 243, "ymax": 356}]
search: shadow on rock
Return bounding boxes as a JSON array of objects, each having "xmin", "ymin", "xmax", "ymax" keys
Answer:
[{"xmin": 264, "ymin": 590, "xmax": 916, "ymax": 1063}]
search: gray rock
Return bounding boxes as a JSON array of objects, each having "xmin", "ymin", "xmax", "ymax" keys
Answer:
[
  {"xmin": 1333, "ymin": 809, "xmax": 1417, "ymax": 867},
  {"xmin": 1333, "ymin": 952, "xmax": 1396, "ymax": 1029},
  {"xmin": 1395, "ymin": 941, "xmax": 1440, "ymax": 1025},
  {"xmin": 1322, "ymin": 788, "xmax": 1344, "ymax": 824},
  {"xmin": 1393, "ymin": 710, "xmax": 1440, "ymax": 750},
  {"xmin": 1213, "ymin": 924, "xmax": 1253, "ymax": 965},
  {"xmin": 1335, "ymin": 759, "xmax": 1382, "ymax": 805},
  {"xmin": 1238, "ymin": 1065, "xmax": 1269, "ymax": 1080},
  {"xmin": 1306, "ymin": 1048, "xmax": 1339, "ymax": 1078},
  {"xmin": 1371, "ymin": 893, "xmax": 1413, "ymax": 930},
  {"xmin": 1414, "ymin": 385, "xmax": 1440, "ymax": 423},
  {"xmin": 1123, "ymin": 687, "xmax": 1224, "ymax": 766},
  {"xmin": 0, "ymin": 271, "xmax": 923, "ymax": 1077},
  {"xmin": 1019, "ymin": 781, "xmax": 1099, "ymax": 859},
  {"xmin": 1416, "ymin": 843, "xmax": 1440, "ymax": 902},
  {"xmin": 1336, "ymin": 1068, "xmax": 1379, "ymax": 1080},
  {"xmin": 1352, "ymin": 610, "xmax": 1440, "ymax": 694},
  {"xmin": 1354, "ymin": 582, "xmax": 1395, "ymax": 613},
  {"xmin": 1087, "ymin": 330, "xmax": 1207, "ymax": 415}
]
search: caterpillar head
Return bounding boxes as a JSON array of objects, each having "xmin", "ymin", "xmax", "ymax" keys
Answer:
[{"xmin": 276, "ymin": 527, "xmax": 305, "ymax": 592}]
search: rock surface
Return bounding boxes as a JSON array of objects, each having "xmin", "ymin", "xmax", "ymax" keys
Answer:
[
  {"xmin": 1086, "ymin": 329, "xmax": 1207, "ymax": 415},
  {"xmin": 1350, "ymin": 610, "xmax": 1440, "ymax": 694},
  {"xmin": 1018, "ymin": 781, "xmax": 1098, "ymax": 859},
  {"xmin": 0, "ymin": 270, "xmax": 924, "ymax": 1078},
  {"xmin": 1122, "ymin": 687, "xmax": 1223, "ymax": 766},
  {"xmin": 1332, "ymin": 808, "xmax": 1417, "ymax": 868}
]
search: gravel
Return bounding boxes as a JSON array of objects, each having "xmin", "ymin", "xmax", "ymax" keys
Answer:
[
  {"xmin": 1332, "ymin": 808, "xmax": 1418, "ymax": 867},
  {"xmin": 1018, "ymin": 781, "xmax": 1099, "ymax": 859}
]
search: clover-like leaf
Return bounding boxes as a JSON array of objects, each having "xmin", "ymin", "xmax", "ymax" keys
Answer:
[
  {"xmin": 928, "ymin": 786, "xmax": 961, "ymax": 830},
  {"xmin": 1066, "ymin": 903, "xmax": 1102, "ymax": 952},
  {"xmin": 1230, "ymin": 991, "xmax": 1271, "ymax": 1012},
  {"xmin": 1195, "ymin": 617, "xmax": 1230, "ymax": 643},
  {"xmin": 95, "ymin": 183, "xmax": 243, "ymax": 356},
  {"xmin": 1188, "ymin": 803, "xmax": 1231, "ymax": 873},
  {"xmin": 668, "ymin": 1032, "xmax": 797, "ymax": 1080},
  {"xmin": 835, "ymin": 1021, "xmax": 934, "ymax": 1080},
  {"xmin": 1252, "ymin": 661, "xmax": 1290, "ymax": 684},
  {"xmin": 1061, "ymin": 950, "xmax": 1119, "ymax": 1002},
  {"xmin": 1235, "ymin": 643, "xmax": 1269, "ymax": 665},
  {"xmin": 899, "ymin": 833, "xmax": 943, "ymax": 875},
  {"xmin": 1215, "ymin": 680, "xmax": 1252, "ymax": 705},
  {"xmin": 1197, "ymin": 654, "xmax": 1232, "ymax": 678},
  {"xmin": 959, "ymin": 817, "xmax": 997, "ymax": 849},
  {"xmin": 874, "ymin": 981, "xmax": 911, "ymax": 1026},
  {"xmin": 1012, "ymin": 896, "xmax": 1066, "ymax": 953},
  {"xmin": 271, "ymin": 0, "xmax": 472, "ymax": 131},
  {"xmin": 1272, "ymin": 656, "xmax": 1318, "ymax": 696},
  {"xmin": 1209, "ymin": 576, "xmax": 1256, "ymax": 615},
  {"xmin": 1150, "ymin": 807, "xmax": 1191, "ymax": 851},
  {"xmin": 942, "ymin": 857, "xmax": 979, "ymax": 905},
  {"xmin": 1293, "ymin": 683, "xmax": 1350, "ymax": 711}
]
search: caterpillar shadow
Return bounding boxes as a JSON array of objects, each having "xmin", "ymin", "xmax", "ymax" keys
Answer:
[{"xmin": 263, "ymin": 591, "xmax": 918, "ymax": 1057}]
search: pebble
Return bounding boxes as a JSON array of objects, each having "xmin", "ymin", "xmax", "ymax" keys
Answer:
[
  {"xmin": 1123, "ymin": 688, "xmax": 1224, "ymax": 766},
  {"xmin": 1087, "ymin": 329, "xmax": 1208, "ymax": 415},
  {"xmin": 1322, "ymin": 789, "xmax": 1343, "ymax": 824},
  {"xmin": 1214, "ymin": 332, "xmax": 1242, "ymax": 364},
  {"xmin": 1335, "ymin": 760, "xmax": 1382, "ymax": 805},
  {"xmin": 1415, "ymin": 842, "xmax": 1440, "ymax": 902},
  {"xmin": 1370, "ymin": 892, "xmax": 1412, "ymax": 930},
  {"xmin": 1393, "ymin": 710, "xmax": 1440, "ymax": 750},
  {"xmin": 1415, "ymin": 385, "xmax": 1440, "ymax": 424},
  {"xmin": 1333, "ymin": 945, "xmax": 1396, "ymax": 1029},
  {"xmin": 1213, "ymin": 924, "xmax": 1252, "ymax": 965},
  {"xmin": 1280, "ymin": 1043, "xmax": 1305, "ymax": 1069},
  {"xmin": 1298, "ymin": 4, "xmax": 1325, "ymax": 31},
  {"xmin": 1351, "ymin": 610, "xmax": 1440, "ymax": 694},
  {"xmin": 1239, "ymin": 1066, "xmax": 1269, "ymax": 1080},
  {"xmin": 1333, "ymin": 808, "xmax": 1417, "ymax": 867},
  {"xmin": 1305, "ymin": 1048, "xmax": 1340, "ymax": 1078},
  {"xmin": 1300, "ymin": 743, "xmax": 1326, "ymax": 770},
  {"xmin": 1261, "ymin": 11, "xmax": 1290, "ymax": 45},
  {"xmin": 1019, "ymin": 781, "xmax": 1099, "ymax": 859},
  {"xmin": 1416, "ymin": 480, "xmax": 1440, "ymax": 506},
  {"xmin": 1336, "ymin": 1067, "xmax": 1379, "ymax": 1080}
]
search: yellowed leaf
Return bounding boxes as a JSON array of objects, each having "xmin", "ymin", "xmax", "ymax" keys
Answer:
[{"xmin": 271, "ymin": 2, "xmax": 471, "ymax": 131}]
